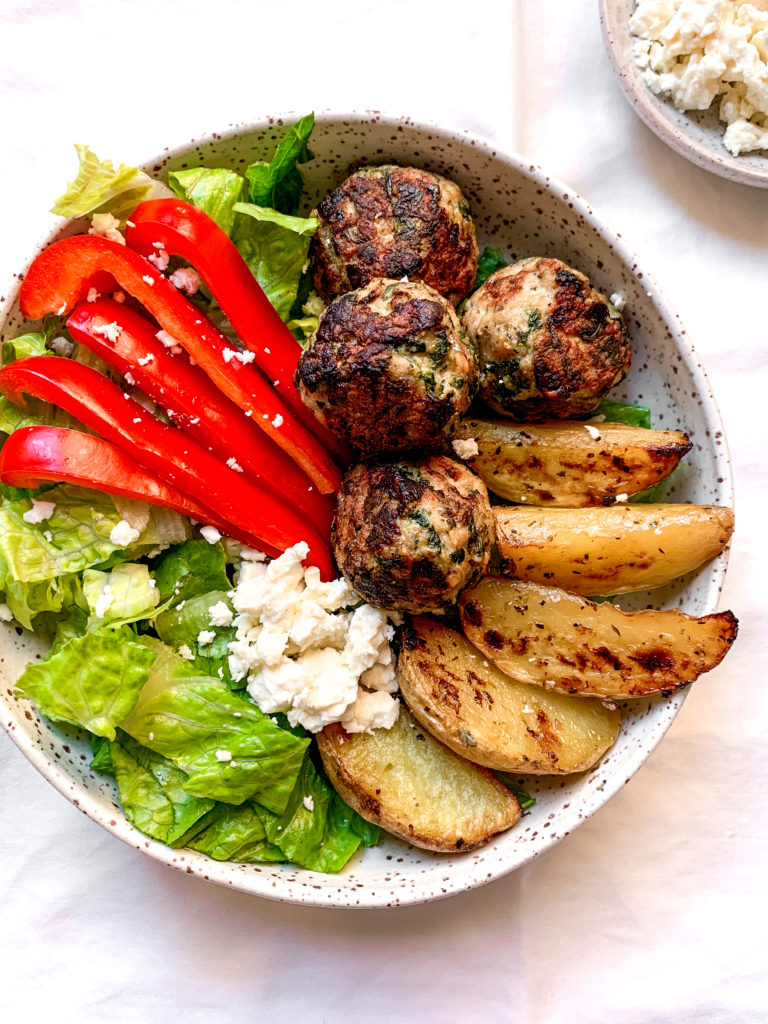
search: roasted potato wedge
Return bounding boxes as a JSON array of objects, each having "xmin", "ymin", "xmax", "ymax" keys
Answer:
[
  {"xmin": 459, "ymin": 576, "xmax": 738, "ymax": 699},
  {"xmin": 494, "ymin": 503, "xmax": 734, "ymax": 595},
  {"xmin": 452, "ymin": 418, "xmax": 691, "ymax": 506},
  {"xmin": 317, "ymin": 706, "xmax": 521, "ymax": 852},
  {"xmin": 398, "ymin": 617, "xmax": 620, "ymax": 774}
]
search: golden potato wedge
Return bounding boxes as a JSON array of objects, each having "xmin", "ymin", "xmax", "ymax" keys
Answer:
[
  {"xmin": 494, "ymin": 503, "xmax": 734, "ymax": 595},
  {"xmin": 398, "ymin": 617, "xmax": 620, "ymax": 774},
  {"xmin": 452, "ymin": 418, "xmax": 691, "ymax": 506},
  {"xmin": 317, "ymin": 706, "xmax": 521, "ymax": 852},
  {"xmin": 459, "ymin": 576, "xmax": 738, "ymax": 699}
]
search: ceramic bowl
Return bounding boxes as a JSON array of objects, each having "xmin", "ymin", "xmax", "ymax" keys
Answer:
[
  {"xmin": 601, "ymin": 0, "xmax": 768, "ymax": 189},
  {"xmin": 0, "ymin": 112, "xmax": 734, "ymax": 908}
]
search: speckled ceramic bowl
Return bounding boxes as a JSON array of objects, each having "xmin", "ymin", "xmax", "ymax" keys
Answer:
[
  {"xmin": 0, "ymin": 112, "xmax": 734, "ymax": 908},
  {"xmin": 601, "ymin": 0, "xmax": 768, "ymax": 189}
]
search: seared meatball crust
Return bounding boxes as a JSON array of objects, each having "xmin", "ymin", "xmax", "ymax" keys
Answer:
[
  {"xmin": 463, "ymin": 257, "xmax": 631, "ymax": 420},
  {"xmin": 296, "ymin": 279, "xmax": 477, "ymax": 456},
  {"xmin": 332, "ymin": 455, "xmax": 495, "ymax": 614},
  {"xmin": 312, "ymin": 165, "xmax": 479, "ymax": 305}
]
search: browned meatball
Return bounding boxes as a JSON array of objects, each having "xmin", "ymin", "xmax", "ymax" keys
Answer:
[
  {"xmin": 332, "ymin": 455, "xmax": 495, "ymax": 614},
  {"xmin": 296, "ymin": 279, "xmax": 477, "ymax": 456},
  {"xmin": 311, "ymin": 165, "xmax": 479, "ymax": 304},
  {"xmin": 463, "ymin": 257, "xmax": 631, "ymax": 420}
]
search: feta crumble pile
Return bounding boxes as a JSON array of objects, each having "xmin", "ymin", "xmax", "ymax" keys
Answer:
[
  {"xmin": 227, "ymin": 543, "xmax": 400, "ymax": 734},
  {"xmin": 630, "ymin": 0, "xmax": 768, "ymax": 155}
]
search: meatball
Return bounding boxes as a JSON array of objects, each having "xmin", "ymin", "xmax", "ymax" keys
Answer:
[
  {"xmin": 463, "ymin": 257, "xmax": 631, "ymax": 420},
  {"xmin": 332, "ymin": 455, "xmax": 495, "ymax": 614},
  {"xmin": 296, "ymin": 278, "xmax": 477, "ymax": 456},
  {"xmin": 311, "ymin": 165, "xmax": 479, "ymax": 304}
]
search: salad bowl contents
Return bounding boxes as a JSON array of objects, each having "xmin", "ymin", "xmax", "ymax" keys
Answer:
[{"xmin": 0, "ymin": 114, "xmax": 736, "ymax": 907}]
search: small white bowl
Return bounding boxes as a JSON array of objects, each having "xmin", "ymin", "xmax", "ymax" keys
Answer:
[
  {"xmin": 0, "ymin": 112, "xmax": 734, "ymax": 908},
  {"xmin": 601, "ymin": 0, "xmax": 768, "ymax": 189}
]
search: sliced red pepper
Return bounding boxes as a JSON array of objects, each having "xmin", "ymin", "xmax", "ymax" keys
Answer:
[
  {"xmin": 0, "ymin": 425, "xmax": 280, "ymax": 556},
  {"xmin": 18, "ymin": 235, "xmax": 340, "ymax": 494},
  {"xmin": 0, "ymin": 357, "xmax": 334, "ymax": 578},
  {"xmin": 124, "ymin": 198, "xmax": 346, "ymax": 459},
  {"xmin": 67, "ymin": 298, "xmax": 333, "ymax": 535}
]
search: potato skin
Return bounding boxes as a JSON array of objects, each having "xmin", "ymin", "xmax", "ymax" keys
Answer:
[
  {"xmin": 398, "ymin": 617, "xmax": 620, "ymax": 774},
  {"xmin": 312, "ymin": 165, "xmax": 479, "ymax": 304},
  {"xmin": 296, "ymin": 278, "xmax": 476, "ymax": 455},
  {"xmin": 332, "ymin": 455, "xmax": 495, "ymax": 613},
  {"xmin": 317, "ymin": 707, "xmax": 521, "ymax": 852},
  {"xmin": 463, "ymin": 258, "xmax": 631, "ymax": 420},
  {"xmin": 452, "ymin": 418, "xmax": 691, "ymax": 506},
  {"xmin": 494, "ymin": 504, "xmax": 735, "ymax": 595},
  {"xmin": 460, "ymin": 576, "xmax": 739, "ymax": 699}
]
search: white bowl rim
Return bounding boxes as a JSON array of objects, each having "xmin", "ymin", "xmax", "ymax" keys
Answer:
[
  {"xmin": 599, "ymin": 0, "xmax": 768, "ymax": 190},
  {"xmin": 0, "ymin": 109, "xmax": 734, "ymax": 908}
]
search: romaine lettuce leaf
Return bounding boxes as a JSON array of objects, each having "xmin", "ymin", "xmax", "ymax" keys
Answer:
[
  {"xmin": 232, "ymin": 203, "xmax": 318, "ymax": 321},
  {"xmin": 1, "ymin": 321, "xmax": 55, "ymax": 365},
  {"xmin": 16, "ymin": 628, "xmax": 157, "ymax": 739},
  {"xmin": 4, "ymin": 572, "xmax": 86, "ymax": 632},
  {"xmin": 254, "ymin": 757, "xmax": 378, "ymax": 873},
  {"xmin": 108, "ymin": 732, "xmax": 215, "ymax": 845},
  {"xmin": 154, "ymin": 588, "xmax": 235, "ymax": 680},
  {"xmin": 244, "ymin": 113, "xmax": 314, "ymax": 216},
  {"xmin": 121, "ymin": 670, "xmax": 309, "ymax": 810},
  {"xmin": 83, "ymin": 563, "xmax": 160, "ymax": 625},
  {"xmin": 473, "ymin": 247, "xmax": 509, "ymax": 290},
  {"xmin": 51, "ymin": 145, "xmax": 171, "ymax": 223},
  {"xmin": 168, "ymin": 168, "xmax": 244, "ymax": 236},
  {"xmin": 153, "ymin": 539, "xmax": 230, "ymax": 604},
  {"xmin": 0, "ymin": 395, "xmax": 85, "ymax": 437},
  {"xmin": 594, "ymin": 399, "xmax": 652, "ymax": 430},
  {"xmin": 90, "ymin": 734, "xmax": 114, "ymax": 774},
  {"xmin": 0, "ymin": 486, "xmax": 189, "ymax": 587},
  {"xmin": 184, "ymin": 802, "xmax": 282, "ymax": 861}
]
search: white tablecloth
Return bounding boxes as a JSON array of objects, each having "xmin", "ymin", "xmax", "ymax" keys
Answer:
[{"xmin": 1, "ymin": 2, "xmax": 766, "ymax": 1020}]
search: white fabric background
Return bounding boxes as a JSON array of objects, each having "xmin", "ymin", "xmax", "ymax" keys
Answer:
[{"xmin": 1, "ymin": 1, "xmax": 766, "ymax": 1020}]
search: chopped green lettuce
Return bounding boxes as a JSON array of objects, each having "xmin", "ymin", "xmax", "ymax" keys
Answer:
[
  {"xmin": 121, "ymin": 667, "xmax": 309, "ymax": 810},
  {"xmin": 231, "ymin": 203, "xmax": 318, "ymax": 321},
  {"xmin": 108, "ymin": 732, "xmax": 215, "ymax": 845},
  {"xmin": 474, "ymin": 247, "xmax": 509, "ymax": 290},
  {"xmin": 1, "ymin": 320, "xmax": 56, "ymax": 365},
  {"xmin": 51, "ymin": 145, "xmax": 171, "ymax": 223},
  {"xmin": 0, "ymin": 394, "xmax": 85, "ymax": 436},
  {"xmin": 83, "ymin": 563, "xmax": 160, "ymax": 625},
  {"xmin": 184, "ymin": 802, "xmax": 282, "ymax": 861},
  {"xmin": 168, "ymin": 168, "xmax": 244, "ymax": 236},
  {"xmin": 153, "ymin": 539, "xmax": 230, "ymax": 604},
  {"xmin": 497, "ymin": 775, "xmax": 536, "ymax": 812},
  {"xmin": 89, "ymin": 734, "xmax": 114, "ymax": 774},
  {"xmin": 244, "ymin": 113, "xmax": 314, "ymax": 215},
  {"xmin": 154, "ymin": 589, "xmax": 235, "ymax": 681},
  {"xmin": 3, "ymin": 573, "xmax": 85, "ymax": 632},
  {"xmin": 594, "ymin": 398, "xmax": 652, "ymax": 430},
  {"xmin": 16, "ymin": 628, "xmax": 157, "ymax": 739}
]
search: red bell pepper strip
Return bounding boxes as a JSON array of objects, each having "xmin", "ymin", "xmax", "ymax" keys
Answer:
[
  {"xmin": 0, "ymin": 426, "xmax": 280, "ymax": 556},
  {"xmin": 66, "ymin": 298, "xmax": 333, "ymax": 535},
  {"xmin": 0, "ymin": 357, "xmax": 334, "ymax": 578},
  {"xmin": 124, "ymin": 198, "xmax": 346, "ymax": 459},
  {"xmin": 18, "ymin": 235, "xmax": 341, "ymax": 495}
]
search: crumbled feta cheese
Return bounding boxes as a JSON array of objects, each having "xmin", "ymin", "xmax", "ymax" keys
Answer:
[
  {"xmin": 168, "ymin": 267, "xmax": 201, "ymax": 296},
  {"xmin": 200, "ymin": 525, "xmax": 222, "ymax": 544},
  {"xmin": 22, "ymin": 499, "xmax": 56, "ymax": 524},
  {"xmin": 86, "ymin": 288, "xmax": 100, "ymax": 302},
  {"xmin": 235, "ymin": 350, "xmax": 255, "ymax": 364},
  {"xmin": 215, "ymin": 749, "xmax": 232, "ymax": 762},
  {"xmin": 0, "ymin": 603, "xmax": 13, "ymax": 622},
  {"xmin": 209, "ymin": 601, "xmax": 233, "ymax": 627},
  {"xmin": 156, "ymin": 329, "xmax": 179, "ymax": 349},
  {"xmin": 222, "ymin": 348, "xmax": 237, "ymax": 363},
  {"xmin": 226, "ymin": 457, "xmax": 244, "ymax": 473},
  {"xmin": 341, "ymin": 690, "xmax": 400, "ymax": 733},
  {"xmin": 89, "ymin": 212, "xmax": 125, "ymax": 245},
  {"xmin": 124, "ymin": 372, "xmax": 136, "ymax": 386},
  {"xmin": 303, "ymin": 795, "xmax": 315, "ymax": 811},
  {"xmin": 178, "ymin": 644, "xmax": 195, "ymax": 661},
  {"xmin": 198, "ymin": 629, "xmax": 216, "ymax": 645},
  {"xmin": 142, "ymin": 275, "xmax": 155, "ymax": 286},
  {"xmin": 452, "ymin": 437, "xmax": 479, "ymax": 459},
  {"xmin": 610, "ymin": 292, "xmax": 626, "ymax": 312},
  {"xmin": 91, "ymin": 321, "xmax": 122, "ymax": 343},
  {"xmin": 147, "ymin": 250, "xmax": 169, "ymax": 272},
  {"xmin": 272, "ymin": 414, "xmax": 284, "ymax": 428},
  {"xmin": 631, "ymin": 0, "xmax": 768, "ymax": 155},
  {"xmin": 137, "ymin": 354, "xmax": 154, "ymax": 366},
  {"xmin": 614, "ymin": 493, "xmax": 629, "ymax": 503},
  {"xmin": 49, "ymin": 335, "xmax": 74, "ymax": 357},
  {"xmin": 584, "ymin": 424, "xmax": 602, "ymax": 441},
  {"xmin": 94, "ymin": 583, "xmax": 115, "ymax": 619},
  {"xmin": 232, "ymin": 543, "xmax": 399, "ymax": 733},
  {"xmin": 44, "ymin": 530, "xmax": 53, "ymax": 542},
  {"xmin": 109, "ymin": 519, "xmax": 141, "ymax": 546}
]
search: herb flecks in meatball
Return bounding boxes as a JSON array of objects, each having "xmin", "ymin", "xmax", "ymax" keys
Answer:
[
  {"xmin": 463, "ymin": 257, "xmax": 631, "ymax": 420},
  {"xmin": 332, "ymin": 455, "xmax": 495, "ymax": 614},
  {"xmin": 312, "ymin": 165, "xmax": 479, "ymax": 304},
  {"xmin": 296, "ymin": 278, "xmax": 477, "ymax": 456}
]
